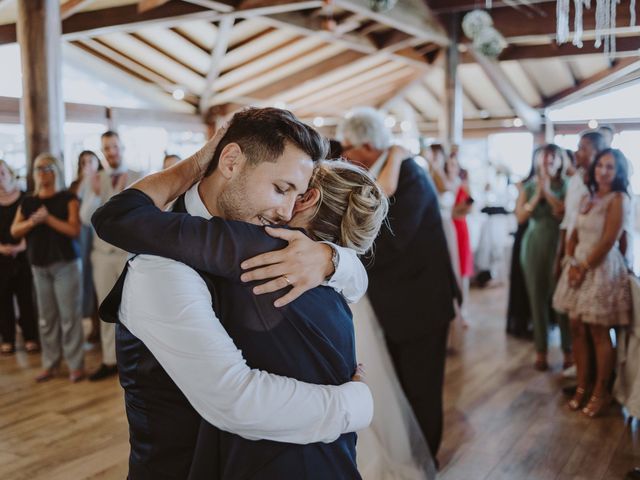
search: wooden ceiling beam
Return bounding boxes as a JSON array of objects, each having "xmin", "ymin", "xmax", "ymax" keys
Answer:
[
  {"xmin": 489, "ymin": 1, "xmax": 639, "ymax": 39},
  {"xmin": 235, "ymin": 0, "xmax": 324, "ymax": 18},
  {"xmin": 470, "ymin": 47, "xmax": 542, "ymax": 131},
  {"xmin": 426, "ymin": 0, "xmax": 554, "ymax": 14},
  {"xmin": 333, "ymin": 0, "xmax": 449, "ymax": 46},
  {"xmin": 247, "ymin": 49, "xmax": 366, "ymax": 100},
  {"xmin": 200, "ymin": 15, "xmax": 235, "ymax": 111},
  {"xmin": 60, "ymin": 0, "xmax": 98, "ymax": 20},
  {"xmin": 0, "ymin": 2, "xmax": 223, "ymax": 45},
  {"xmin": 259, "ymin": 11, "xmax": 432, "ymax": 70},
  {"xmin": 138, "ymin": 0, "xmax": 171, "ymax": 14},
  {"xmin": 495, "ymin": 37, "xmax": 640, "ymax": 61},
  {"xmin": 545, "ymin": 57, "xmax": 640, "ymax": 107},
  {"xmin": 181, "ymin": 0, "xmax": 234, "ymax": 12}
]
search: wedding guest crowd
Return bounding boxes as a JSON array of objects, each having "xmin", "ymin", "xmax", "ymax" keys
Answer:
[{"xmin": 0, "ymin": 130, "xmax": 144, "ymax": 385}]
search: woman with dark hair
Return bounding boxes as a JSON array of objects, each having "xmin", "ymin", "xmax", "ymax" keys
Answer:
[
  {"xmin": 446, "ymin": 154, "xmax": 473, "ymax": 315},
  {"xmin": 506, "ymin": 148, "xmax": 540, "ymax": 338},
  {"xmin": 69, "ymin": 150, "xmax": 102, "ymax": 196},
  {"xmin": 554, "ymin": 148, "xmax": 632, "ymax": 417},
  {"xmin": 70, "ymin": 150, "xmax": 102, "ymax": 342},
  {"xmin": 0, "ymin": 160, "xmax": 38, "ymax": 354},
  {"xmin": 516, "ymin": 144, "xmax": 571, "ymax": 371}
]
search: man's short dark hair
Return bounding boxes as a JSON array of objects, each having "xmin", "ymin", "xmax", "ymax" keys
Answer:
[
  {"xmin": 204, "ymin": 108, "xmax": 329, "ymax": 177},
  {"xmin": 580, "ymin": 130, "xmax": 606, "ymax": 153},
  {"xmin": 101, "ymin": 130, "xmax": 120, "ymax": 140}
]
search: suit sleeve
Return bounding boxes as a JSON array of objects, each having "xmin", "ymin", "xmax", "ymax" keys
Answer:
[
  {"xmin": 367, "ymin": 159, "xmax": 430, "ymax": 271},
  {"xmin": 92, "ymin": 188, "xmax": 284, "ymax": 280}
]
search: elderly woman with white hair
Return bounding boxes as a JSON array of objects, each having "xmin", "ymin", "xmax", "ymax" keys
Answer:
[
  {"xmin": 11, "ymin": 153, "xmax": 85, "ymax": 383},
  {"xmin": 339, "ymin": 107, "xmax": 459, "ymax": 474}
]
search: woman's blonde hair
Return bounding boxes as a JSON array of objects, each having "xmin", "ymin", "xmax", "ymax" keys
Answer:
[
  {"xmin": 306, "ymin": 160, "xmax": 388, "ymax": 255},
  {"xmin": 33, "ymin": 152, "xmax": 64, "ymax": 193}
]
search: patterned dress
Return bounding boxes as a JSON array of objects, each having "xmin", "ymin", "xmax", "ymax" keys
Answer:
[{"xmin": 553, "ymin": 192, "xmax": 631, "ymax": 326}]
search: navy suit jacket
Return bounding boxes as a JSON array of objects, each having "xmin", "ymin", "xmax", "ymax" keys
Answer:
[
  {"xmin": 94, "ymin": 190, "xmax": 360, "ymax": 480},
  {"xmin": 366, "ymin": 157, "xmax": 460, "ymax": 343}
]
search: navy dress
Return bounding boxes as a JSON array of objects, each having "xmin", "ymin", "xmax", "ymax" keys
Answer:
[{"xmin": 93, "ymin": 189, "xmax": 360, "ymax": 480}]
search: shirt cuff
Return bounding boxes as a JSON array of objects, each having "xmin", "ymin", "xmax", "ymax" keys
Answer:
[
  {"xmin": 321, "ymin": 242, "xmax": 348, "ymax": 287},
  {"xmin": 339, "ymin": 381, "xmax": 374, "ymax": 433}
]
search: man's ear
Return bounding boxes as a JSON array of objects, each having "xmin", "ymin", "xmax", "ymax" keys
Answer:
[
  {"xmin": 217, "ymin": 143, "xmax": 244, "ymax": 179},
  {"xmin": 293, "ymin": 188, "xmax": 321, "ymax": 215}
]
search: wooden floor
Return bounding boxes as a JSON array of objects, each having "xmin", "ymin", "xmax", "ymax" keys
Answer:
[{"xmin": 1, "ymin": 286, "xmax": 638, "ymax": 479}]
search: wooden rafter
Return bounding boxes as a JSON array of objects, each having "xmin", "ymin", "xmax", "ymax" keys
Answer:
[
  {"xmin": 138, "ymin": 0, "xmax": 171, "ymax": 14},
  {"xmin": 333, "ymin": 0, "xmax": 449, "ymax": 46},
  {"xmin": 129, "ymin": 32, "xmax": 206, "ymax": 76},
  {"xmin": 61, "ymin": 0, "xmax": 98, "ymax": 20},
  {"xmin": 470, "ymin": 47, "xmax": 542, "ymax": 131},
  {"xmin": 427, "ymin": 0, "xmax": 553, "ymax": 14},
  {"xmin": 182, "ymin": 0, "xmax": 235, "ymax": 13},
  {"xmin": 259, "ymin": 11, "xmax": 431, "ymax": 70},
  {"xmin": 545, "ymin": 57, "xmax": 640, "ymax": 106},
  {"xmin": 200, "ymin": 15, "xmax": 235, "ymax": 111},
  {"xmin": 488, "ymin": 1, "xmax": 639, "ymax": 39},
  {"xmin": 497, "ymin": 37, "xmax": 640, "ymax": 61},
  {"xmin": 248, "ymin": 49, "xmax": 365, "ymax": 100}
]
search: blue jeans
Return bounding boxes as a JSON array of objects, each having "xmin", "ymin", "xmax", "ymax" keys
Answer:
[{"xmin": 31, "ymin": 259, "xmax": 84, "ymax": 371}]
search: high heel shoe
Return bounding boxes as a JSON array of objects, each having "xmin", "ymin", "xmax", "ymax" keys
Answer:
[
  {"xmin": 568, "ymin": 387, "xmax": 588, "ymax": 411},
  {"xmin": 582, "ymin": 394, "xmax": 612, "ymax": 418}
]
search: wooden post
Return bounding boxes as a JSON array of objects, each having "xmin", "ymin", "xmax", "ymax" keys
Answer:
[
  {"xmin": 16, "ymin": 0, "xmax": 65, "ymax": 191},
  {"xmin": 440, "ymin": 13, "xmax": 462, "ymax": 150}
]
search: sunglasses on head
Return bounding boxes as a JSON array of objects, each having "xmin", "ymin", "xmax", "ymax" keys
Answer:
[{"xmin": 35, "ymin": 166, "xmax": 55, "ymax": 173}]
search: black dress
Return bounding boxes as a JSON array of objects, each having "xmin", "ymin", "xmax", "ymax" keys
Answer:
[
  {"xmin": 506, "ymin": 221, "xmax": 533, "ymax": 338},
  {"xmin": 0, "ymin": 192, "xmax": 38, "ymax": 346}
]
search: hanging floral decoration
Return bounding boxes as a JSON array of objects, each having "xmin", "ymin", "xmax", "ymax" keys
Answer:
[
  {"xmin": 556, "ymin": 0, "xmax": 637, "ymax": 57},
  {"xmin": 462, "ymin": 9, "xmax": 508, "ymax": 58}
]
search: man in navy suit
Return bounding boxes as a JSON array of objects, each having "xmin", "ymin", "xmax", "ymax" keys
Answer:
[{"xmin": 339, "ymin": 108, "xmax": 460, "ymax": 461}]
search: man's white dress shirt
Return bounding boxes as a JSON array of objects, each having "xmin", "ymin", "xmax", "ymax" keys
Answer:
[
  {"xmin": 560, "ymin": 170, "xmax": 589, "ymax": 237},
  {"xmin": 118, "ymin": 183, "xmax": 373, "ymax": 444}
]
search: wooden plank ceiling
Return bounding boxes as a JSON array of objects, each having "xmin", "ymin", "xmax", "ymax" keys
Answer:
[{"xmin": 0, "ymin": 0, "xmax": 638, "ymax": 132}]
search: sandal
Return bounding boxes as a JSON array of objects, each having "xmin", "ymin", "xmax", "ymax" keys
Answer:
[
  {"xmin": 582, "ymin": 394, "xmax": 612, "ymax": 418},
  {"xmin": 568, "ymin": 387, "xmax": 589, "ymax": 411},
  {"xmin": 25, "ymin": 341, "xmax": 40, "ymax": 353},
  {"xmin": 35, "ymin": 369, "xmax": 55, "ymax": 383},
  {"xmin": 69, "ymin": 369, "xmax": 85, "ymax": 383},
  {"xmin": 1, "ymin": 343, "xmax": 15, "ymax": 355}
]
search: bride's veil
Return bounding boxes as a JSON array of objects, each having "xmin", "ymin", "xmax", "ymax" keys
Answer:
[{"xmin": 351, "ymin": 296, "xmax": 438, "ymax": 480}]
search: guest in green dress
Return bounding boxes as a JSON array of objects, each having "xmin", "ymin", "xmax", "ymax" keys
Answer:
[{"xmin": 516, "ymin": 144, "xmax": 570, "ymax": 371}]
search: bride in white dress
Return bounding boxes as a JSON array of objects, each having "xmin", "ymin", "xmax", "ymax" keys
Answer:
[
  {"xmin": 346, "ymin": 145, "xmax": 437, "ymax": 479},
  {"xmin": 352, "ymin": 296, "xmax": 437, "ymax": 480}
]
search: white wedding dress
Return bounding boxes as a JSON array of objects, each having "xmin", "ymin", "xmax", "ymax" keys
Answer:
[{"xmin": 351, "ymin": 296, "xmax": 437, "ymax": 480}]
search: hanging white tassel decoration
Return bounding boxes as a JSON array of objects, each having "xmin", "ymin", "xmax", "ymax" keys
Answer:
[
  {"xmin": 573, "ymin": 0, "xmax": 586, "ymax": 47},
  {"xmin": 631, "ymin": 0, "xmax": 636, "ymax": 26},
  {"xmin": 557, "ymin": 0, "xmax": 571, "ymax": 43}
]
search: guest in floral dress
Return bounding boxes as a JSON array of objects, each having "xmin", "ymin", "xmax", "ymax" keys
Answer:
[{"xmin": 553, "ymin": 148, "xmax": 632, "ymax": 418}]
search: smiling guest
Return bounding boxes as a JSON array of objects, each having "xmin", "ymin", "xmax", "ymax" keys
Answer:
[
  {"xmin": 554, "ymin": 148, "xmax": 632, "ymax": 418},
  {"xmin": 11, "ymin": 153, "xmax": 85, "ymax": 383}
]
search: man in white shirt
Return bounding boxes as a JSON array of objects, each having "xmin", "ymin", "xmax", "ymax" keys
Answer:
[
  {"xmin": 80, "ymin": 131, "xmax": 143, "ymax": 381},
  {"xmin": 92, "ymin": 108, "xmax": 373, "ymax": 478}
]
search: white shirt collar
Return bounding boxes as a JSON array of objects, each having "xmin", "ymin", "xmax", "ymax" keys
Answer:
[
  {"xmin": 184, "ymin": 181, "xmax": 213, "ymax": 219},
  {"xmin": 108, "ymin": 162, "xmax": 127, "ymax": 175},
  {"xmin": 369, "ymin": 150, "xmax": 389, "ymax": 179}
]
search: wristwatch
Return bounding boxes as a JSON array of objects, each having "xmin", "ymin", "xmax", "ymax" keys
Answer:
[{"xmin": 326, "ymin": 244, "xmax": 340, "ymax": 280}]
